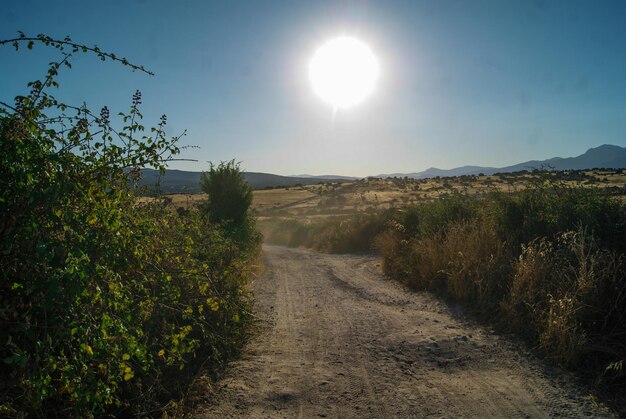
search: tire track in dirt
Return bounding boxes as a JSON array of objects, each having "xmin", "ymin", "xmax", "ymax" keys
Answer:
[{"xmin": 194, "ymin": 245, "xmax": 615, "ymax": 418}]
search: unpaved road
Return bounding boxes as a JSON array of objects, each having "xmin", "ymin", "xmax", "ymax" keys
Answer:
[{"xmin": 195, "ymin": 245, "xmax": 614, "ymax": 418}]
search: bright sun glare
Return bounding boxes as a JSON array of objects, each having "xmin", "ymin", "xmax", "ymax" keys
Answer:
[{"xmin": 309, "ymin": 37, "xmax": 379, "ymax": 109}]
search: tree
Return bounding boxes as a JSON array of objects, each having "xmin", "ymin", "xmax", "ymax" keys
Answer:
[{"xmin": 200, "ymin": 160, "xmax": 252, "ymax": 225}]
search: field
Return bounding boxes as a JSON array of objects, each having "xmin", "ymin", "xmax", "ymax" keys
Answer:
[
  {"xmin": 254, "ymin": 169, "xmax": 626, "ymax": 218},
  {"xmin": 158, "ymin": 168, "xmax": 626, "ymax": 220}
]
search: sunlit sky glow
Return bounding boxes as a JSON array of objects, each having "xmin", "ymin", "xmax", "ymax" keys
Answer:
[
  {"xmin": 1, "ymin": 0, "xmax": 625, "ymax": 176},
  {"xmin": 309, "ymin": 37, "xmax": 379, "ymax": 109}
]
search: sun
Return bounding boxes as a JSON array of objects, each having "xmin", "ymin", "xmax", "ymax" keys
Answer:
[{"xmin": 309, "ymin": 37, "xmax": 379, "ymax": 109}]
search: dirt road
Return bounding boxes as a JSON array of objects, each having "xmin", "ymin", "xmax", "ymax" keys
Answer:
[{"xmin": 196, "ymin": 245, "xmax": 614, "ymax": 418}]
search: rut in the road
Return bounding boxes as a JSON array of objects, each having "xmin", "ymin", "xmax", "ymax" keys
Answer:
[{"xmin": 194, "ymin": 245, "xmax": 614, "ymax": 418}]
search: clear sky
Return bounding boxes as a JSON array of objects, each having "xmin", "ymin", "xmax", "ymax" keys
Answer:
[{"xmin": 1, "ymin": 0, "xmax": 625, "ymax": 176}]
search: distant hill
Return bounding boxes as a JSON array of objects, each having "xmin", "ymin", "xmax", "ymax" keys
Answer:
[
  {"xmin": 498, "ymin": 144, "xmax": 626, "ymax": 173},
  {"xmin": 377, "ymin": 144, "xmax": 626, "ymax": 179},
  {"xmin": 291, "ymin": 174, "xmax": 360, "ymax": 181},
  {"xmin": 139, "ymin": 144, "xmax": 626, "ymax": 193},
  {"xmin": 138, "ymin": 169, "xmax": 350, "ymax": 193}
]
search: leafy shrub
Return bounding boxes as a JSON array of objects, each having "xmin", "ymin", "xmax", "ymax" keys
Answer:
[
  {"xmin": 199, "ymin": 160, "xmax": 260, "ymax": 256},
  {"xmin": 0, "ymin": 34, "xmax": 257, "ymax": 416},
  {"xmin": 490, "ymin": 181, "xmax": 626, "ymax": 252},
  {"xmin": 391, "ymin": 195, "xmax": 479, "ymax": 238},
  {"xmin": 200, "ymin": 160, "xmax": 253, "ymax": 225}
]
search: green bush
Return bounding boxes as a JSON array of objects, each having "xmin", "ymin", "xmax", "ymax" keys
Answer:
[
  {"xmin": 199, "ymin": 160, "xmax": 260, "ymax": 256},
  {"xmin": 200, "ymin": 160, "xmax": 253, "ymax": 225},
  {"xmin": 490, "ymin": 181, "xmax": 626, "ymax": 252},
  {"xmin": 0, "ymin": 34, "xmax": 257, "ymax": 416}
]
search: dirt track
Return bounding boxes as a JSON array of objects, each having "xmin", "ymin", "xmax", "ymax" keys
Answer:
[{"xmin": 195, "ymin": 245, "xmax": 614, "ymax": 418}]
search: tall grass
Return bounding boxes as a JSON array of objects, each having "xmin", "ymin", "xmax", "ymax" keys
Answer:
[
  {"xmin": 374, "ymin": 184, "xmax": 626, "ymax": 399},
  {"xmin": 505, "ymin": 233, "xmax": 625, "ymax": 367}
]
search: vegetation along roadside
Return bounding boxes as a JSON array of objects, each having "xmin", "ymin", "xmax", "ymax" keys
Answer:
[
  {"xmin": 262, "ymin": 179, "xmax": 626, "ymax": 412},
  {"xmin": 0, "ymin": 34, "xmax": 260, "ymax": 417}
]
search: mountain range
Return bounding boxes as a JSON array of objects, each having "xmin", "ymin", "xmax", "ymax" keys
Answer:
[
  {"xmin": 377, "ymin": 144, "xmax": 626, "ymax": 179},
  {"xmin": 140, "ymin": 144, "xmax": 626, "ymax": 193}
]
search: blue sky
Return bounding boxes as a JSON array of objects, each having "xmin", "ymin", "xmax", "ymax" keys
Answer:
[{"xmin": 1, "ymin": 0, "xmax": 625, "ymax": 176}]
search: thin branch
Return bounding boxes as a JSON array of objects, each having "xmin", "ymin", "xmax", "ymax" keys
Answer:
[
  {"xmin": 30, "ymin": 52, "xmax": 72, "ymax": 107},
  {"xmin": 1, "ymin": 34, "xmax": 154, "ymax": 75}
]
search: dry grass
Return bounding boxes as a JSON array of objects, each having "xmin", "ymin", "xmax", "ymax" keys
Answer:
[
  {"xmin": 504, "ymin": 232, "xmax": 626, "ymax": 367},
  {"xmin": 370, "ymin": 186, "xmax": 626, "ymax": 411},
  {"xmin": 252, "ymin": 188, "xmax": 318, "ymax": 213},
  {"xmin": 374, "ymin": 218, "xmax": 511, "ymax": 308},
  {"xmin": 140, "ymin": 169, "xmax": 626, "ymax": 218}
]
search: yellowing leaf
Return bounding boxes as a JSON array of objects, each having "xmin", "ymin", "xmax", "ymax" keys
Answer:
[
  {"xmin": 206, "ymin": 297, "xmax": 220, "ymax": 312},
  {"xmin": 158, "ymin": 349, "xmax": 165, "ymax": 357},
  {"xmin": 122, "ymin": 354, "xmax": 130, "ymax": 361},
  {"xmin": 85, "ymin": 345, "xmax": 94, "ymax": 356}
]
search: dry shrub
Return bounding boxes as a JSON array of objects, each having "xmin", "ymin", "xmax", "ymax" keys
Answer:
[
  {"xmin": 259, "ymin": 219, "xmax": 314, "ymax": 248},
  {"xmin": 263, "ymin": 212, "xmax": 390, "ymax": 253},
  {"xmin": 314, "ymin": 212, "xmax": 389, "ymax": 253},
  {"xmin": 377, "ymin": 219, "xmax": 510, "ymax": 308},
  {"xmin": 375, "ymin": 227, "xmax": 448, "ymax": 290},
  {"xmin": 372, "ymin": 228, "xmax": 406, "ymax": 279},
  {"xmin": 542, "ymin": 294, "xmax": 587, "ymax": 367},
  {"xmin": 405, "ymin": 232, "xmax": 448, "ymax": 290},
  {"xmin": 506, "ymin": 231, "xmax": 626, "ymax": 367},
  {"xmin": 505, "ymin": 238, "xmax": 561, "ymax": 337},
  {"xmin": 440, "ymin": 220, "xmax": 511, "ymax": 307}
]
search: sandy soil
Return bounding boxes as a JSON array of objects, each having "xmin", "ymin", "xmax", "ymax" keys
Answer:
[{"xmin": 194, "ymin": 245, "xmax": 615, "ymax": 418}]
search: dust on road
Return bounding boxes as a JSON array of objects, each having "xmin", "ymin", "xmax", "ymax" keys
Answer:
[{"xmin": 195, "ymin": 245, "xmax": 614, "ymax": 418}]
